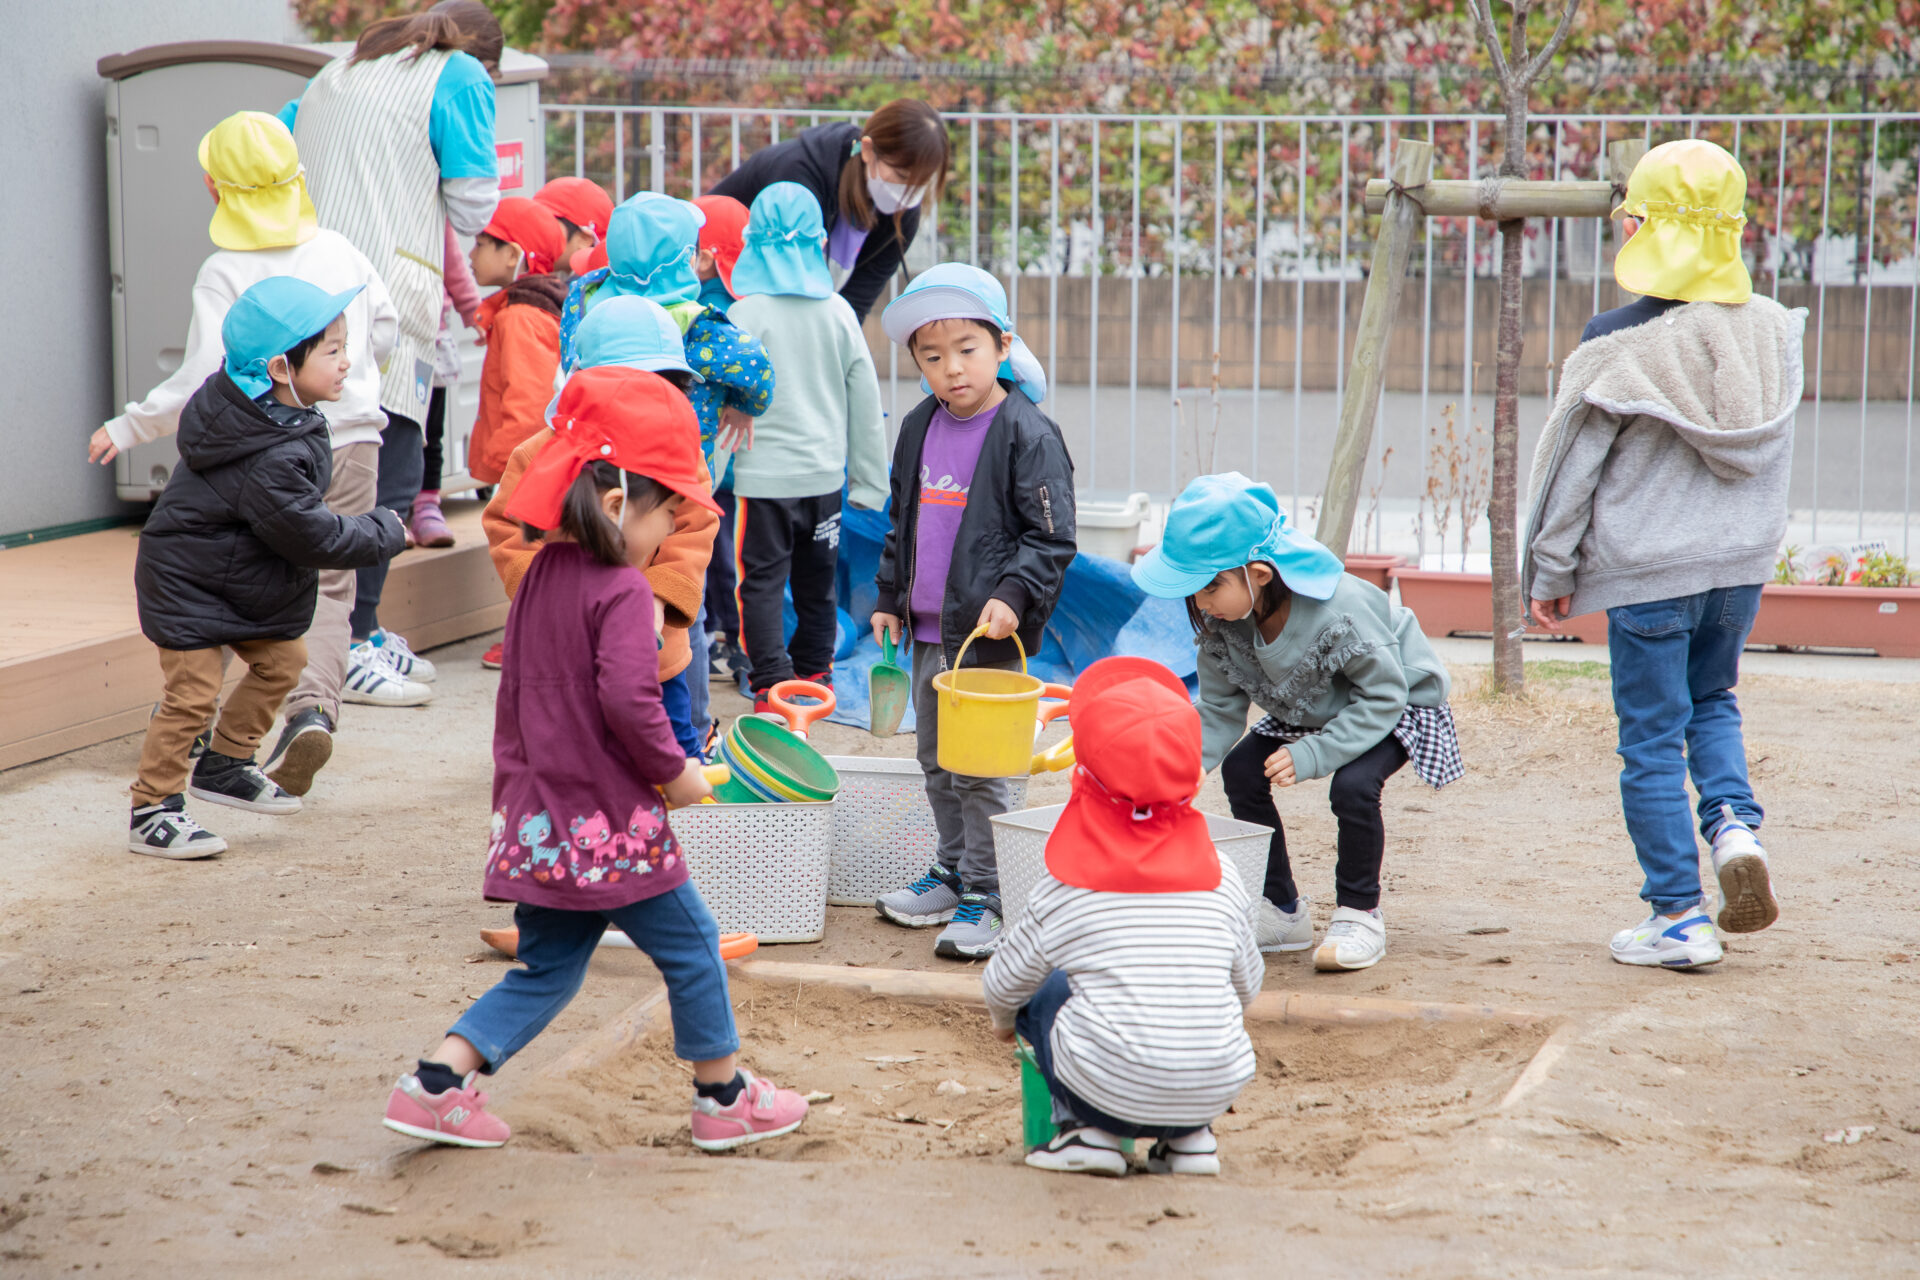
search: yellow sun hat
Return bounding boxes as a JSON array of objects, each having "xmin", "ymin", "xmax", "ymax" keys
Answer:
[
  {"xmin": 1612, "ymin": 139, "xmax": 1752, "ymax": 305},
  {"xmin": 197, "ymin": 111, "xmax": 318, "ymax": 252}
]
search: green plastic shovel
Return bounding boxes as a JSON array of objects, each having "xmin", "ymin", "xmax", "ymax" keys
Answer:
[{"xmin": 869, "ymin": 630, "xmax": 911, "ymax": 737}]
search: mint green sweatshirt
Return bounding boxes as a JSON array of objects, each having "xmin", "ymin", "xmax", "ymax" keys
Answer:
[
  {"xmin": 1196, "ymin": 574, "xmax": 1451, "ymax": 780},
  {"xmin": 725, "ymin": 292, "xmax": 888, "ymax": 509}
]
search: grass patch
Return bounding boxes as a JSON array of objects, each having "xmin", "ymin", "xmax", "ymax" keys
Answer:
[{"xmin": 1526, "ymin": 659, "xmax": 1611, "ymax": 684}]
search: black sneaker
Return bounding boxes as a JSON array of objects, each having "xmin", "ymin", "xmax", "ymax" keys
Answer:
[
  {"xmin": 264, "ymin": 708, "xmax": 334, "ymax": 797},
  {"xmin": 129, "ymin": 796, "xmax": 227, "ymax": 859},
  {"xmin": 708, "ymin": 637, "xmax": 731, "ymax": 680},
  {"xmin": 190, "ymin": 750, "xmax": 302, "ymax": 815}
]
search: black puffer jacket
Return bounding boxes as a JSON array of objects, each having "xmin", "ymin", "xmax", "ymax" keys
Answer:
[
  {"xmin": 135, "ymin": 372, "xmax": 405, "ymax": 651},
  {"xmin": 875, "ymin": 385, "xmax": 1077, "ymax": 668}
]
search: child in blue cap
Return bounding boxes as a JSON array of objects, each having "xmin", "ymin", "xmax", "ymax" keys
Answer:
[
  {"xmin": 870, "ymin": 263, "xmax": 1077, "ymax": 961},
  {"xmin": 1131, "ymin": 473, "xmax": 1461, "ymax": 971},
  {"xmin": 128, "ymin": 277, "xmax": 407, "ymax": 859},
  {"xmin": 725, "ymin": 182, "xmax": 889, "ymax": 711}
]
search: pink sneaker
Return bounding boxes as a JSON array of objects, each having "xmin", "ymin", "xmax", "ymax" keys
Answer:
[
  {"xmin": 689, "ymin": 1070, "xmax": 809, "ymax": 1152},
  {"xmin": 410, "ymin": 491, "xmax": 455, "ymax": 548},
  {"xmin": 382, "ymin": 1072, "xmax": 511, "ymax": 1148}
]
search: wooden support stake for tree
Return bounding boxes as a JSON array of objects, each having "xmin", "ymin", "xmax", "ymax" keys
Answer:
[{"xmin": 1315, "ymin": 138, "xmax": 1434, "ymax": 557}]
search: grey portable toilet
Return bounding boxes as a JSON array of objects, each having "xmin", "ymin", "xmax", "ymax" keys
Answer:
[{"xmin": 97, "ymin": 40, "xmax": 548, "ymax": 502}]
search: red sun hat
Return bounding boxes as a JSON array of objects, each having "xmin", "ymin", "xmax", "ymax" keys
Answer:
[
  {"xmin": 534, "ymin": 176, "xmax": 615, "ymax": 242},
  {"xmin": 504, "ymin": 366, "xmax": 722, "ymax": 532},
  {"xmin": 483, "ymin": 197, "xmax": 566, "ymax": 277},
  {"xmin": 692, "ymin": 194, "xmax": 750, "ymax": 297},
  {"xmin": 1043, "ymin": 657, "xmax": 1220, "ymax": 895}
]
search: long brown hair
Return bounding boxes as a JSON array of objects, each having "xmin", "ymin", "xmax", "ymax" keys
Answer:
[
  {"xmin": 351, "ymin": 0, "xmax": 502, "ymax": 72},
  {"xmin": 519, "ymin": 463, "xmax": 674, "ymax": 568},
  {"xmin": 837, "ymin": 99, "xmax": 950, "ymax": 240}
]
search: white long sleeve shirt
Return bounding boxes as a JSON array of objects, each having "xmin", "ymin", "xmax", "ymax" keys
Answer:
[
  {"xmin": 104, "ymin": 230, "xmax": 398, "ymax": 455},
  {"xmin": 982, "ymin": 872, "xmax": 1264, "ymax": 1127}
]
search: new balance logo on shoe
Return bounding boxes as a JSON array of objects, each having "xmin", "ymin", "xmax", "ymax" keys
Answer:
[{"xmin": 443, "ymin": 1106, "xmax": 471, "ymax": 1127}]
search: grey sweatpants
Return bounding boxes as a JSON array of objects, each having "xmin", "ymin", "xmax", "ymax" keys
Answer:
[{"xmin": 912, "ymin": 640, "xmax": 1017, "ymax": 895}]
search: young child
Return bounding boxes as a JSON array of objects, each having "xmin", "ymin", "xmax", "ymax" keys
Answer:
[
  {"xmin": 1525, "ymin": 139, "xmax": 1796, "ymax": 969},
  {"xmin": 381, "ymin": 365, "xmax": 807, "ymax": 1151},
  {"xmin": 870, "ymin": 263, "xmax": 1077, "ymax": 960},
  {"xmin": 691, "ymin": 194, "xmax": 747, "ymax": 320},
  {"xmin": 533, "ymin": 175, "xmax": 614, "ymax": 272},
  {"xmin": 129, "ymin": 277, "xmax": 406, "ymax": 857},
  {"xmin": 481, "ymin": 296, "xmax": 719, "ymax": 759},
  {"xmin": 726, "ymin": 182, "xmax": 887, "ymax": 711},
  {"xmin": 983, "ymin": 657, "xmax": 1261, "ymax": 1177},
  {"xmin": 1132, "ymin": 473, "xmax": 1461, "ymax": 971},
  {"xmin": 465, "ymin": 197, "xmax": 568, "ymax": 487},
  {"xmin": 691, "ymin": 194, "xmax": 750, "ymax": 691}
]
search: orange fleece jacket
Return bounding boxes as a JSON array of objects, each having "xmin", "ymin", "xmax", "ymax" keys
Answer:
[
  {"xmin": 483, "ymin": 428, "xmax": 717, "ymax": 682},
  {"xmin": 468, "ymin": 285, "xmax": 564, "ymax": 486}
]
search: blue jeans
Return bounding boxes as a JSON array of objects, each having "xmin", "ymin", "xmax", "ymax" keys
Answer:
[
  {"xmin": 1606, "ymin": 585, "xmax": 1765, "ymax": 914},
  {"xmin": 1016, "ymin": 971, "xmax": 1203, "ymax": 1142},
  {"xmin": 449, "ymin": 883, "xmax": 739, "ymax": 1071},
  {"xmin": 660, "ymin": 668, "xmax": 703, "ymax": 759}
]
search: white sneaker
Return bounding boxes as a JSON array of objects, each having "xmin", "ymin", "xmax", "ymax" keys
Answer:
[
  {"xmin": 1024, "ymin": 1126, "xmax": 1129, "ymax": 1177},
  {"xmin": 1314, "ymin": 905, "xmax": 1386, "ymax": 972},
  {"xmin": 1610, "ymin": 909, "xmax": 1723, "ymax": 968},
  {"xmin": 1255, "ymin": 895, "xmax": 1314, "ymax": 952},
  {"xmin": 367, "ymin": 629, "xmax": 436, "ymax": 683},
  {"xmin": 343, "ymin": 646, "xmax": 433, "ymax": 707},
  {"xmin": 1146, "ymin": 1126, "xmax": 1220, "ymax": 1176},
  {"xmin": 1710, "ymin": 810, "xmax": 1778, "ymax": 934}
]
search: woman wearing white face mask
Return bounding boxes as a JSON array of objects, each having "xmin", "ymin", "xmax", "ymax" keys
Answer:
[{"xmin": 709, "ymin": 100, "xmax": 950, "ymax": 324}]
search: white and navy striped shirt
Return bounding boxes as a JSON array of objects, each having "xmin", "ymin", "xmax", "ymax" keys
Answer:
[{"xmin": 982, "ymin": 873, "xmax": 1263, "ymax": 1127}]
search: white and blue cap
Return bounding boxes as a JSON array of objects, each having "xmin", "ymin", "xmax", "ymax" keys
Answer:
[
  {"xmin": 222, "ymin": 276, "xmax": 363, "ymax": 398},
  {"xmin": 880, "ymin": 262, "xmax": 1048, "ymax": 403},
  {"xmin": 1131, "ymin": 472, "xmax": 1345, "ymax": 602}
]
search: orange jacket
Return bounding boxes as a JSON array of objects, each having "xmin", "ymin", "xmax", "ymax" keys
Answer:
[
  {"xmin": 483, "ymin": 427, "xmax": 718, "ymax": 682},
  {"xmin": 467, "ymin": 276, "xmax": 567, "ymax": 485}
]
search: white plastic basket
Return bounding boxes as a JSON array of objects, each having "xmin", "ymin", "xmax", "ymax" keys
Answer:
[
  {"xmin": 822, "ymin": 756, "xmax": 1028, "ymax": 904},
  {"xmin": 671, "ymin": 800, "xmax": 834, "ymax": 943},
  {"xmin": 990, "ymin": 804, "xmax": 1273, "ymax": 924}
]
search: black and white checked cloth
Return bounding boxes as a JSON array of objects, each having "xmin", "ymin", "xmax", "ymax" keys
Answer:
[{"xmin": 1252, "ymin": 703, "xmax": 1464, "ymax": 789}]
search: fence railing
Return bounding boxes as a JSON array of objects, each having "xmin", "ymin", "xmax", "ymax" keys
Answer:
[{"xmin": 543, "ymin": 105, "xmax": 1920, "ymax": 564}]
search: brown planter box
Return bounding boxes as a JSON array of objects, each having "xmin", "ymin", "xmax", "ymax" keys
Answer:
[
  {"xmin": 1390, "ymin": 567, "xmax": 1608, "ymax": 644},
  {"xmin": 1343, "ymin": 553, "xmax": 1403, "ymax": 592},
  {"xmin": 1751, "ymin": 584, "xmax": 1920, "ymax": 658}
]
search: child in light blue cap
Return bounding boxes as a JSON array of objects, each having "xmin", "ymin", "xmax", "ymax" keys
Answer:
[
  {"xmin": 724, "ymin": 182, "xmax": 889, "ymax": 710},
  {"xmin": 128, "ymin": 277, "xmax": 406, "ymax": 859},
  {"xmin": 1132, "ymin": 472, "xmax": 1462, "ymax": 972},
  {"xmin": 868, "ymin": 261, "xmax": 1078, "ymax": 962}
]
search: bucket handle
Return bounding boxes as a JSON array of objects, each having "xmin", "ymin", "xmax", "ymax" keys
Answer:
[{"xmin": 947, "ymin": 624, "xmax": 1028, "ymax": 708}]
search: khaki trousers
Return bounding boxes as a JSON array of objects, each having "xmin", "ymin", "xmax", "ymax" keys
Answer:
[
  {"xmin": 282, "ymin": 440, "xmax": 380, "ymax": 724},
  {"xmin": 132, "ymin": 637, "xmax": 309, "ymax": 806}
]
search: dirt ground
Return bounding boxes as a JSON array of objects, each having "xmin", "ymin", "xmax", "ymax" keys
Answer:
[{"xmin": 3, "ymin": 635, "xmax": 1917, "ymax": 1277}]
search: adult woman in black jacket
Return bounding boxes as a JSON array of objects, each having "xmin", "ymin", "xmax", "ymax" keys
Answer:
[{"xmin": 709, "ymin": 99, "xmax": 950, "ymax": 323}]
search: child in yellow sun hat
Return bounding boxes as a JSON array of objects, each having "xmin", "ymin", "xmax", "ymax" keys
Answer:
[
  {"xmin": 1523, "ymin": 138, "xmax": 1805, "ymax": 972},
  {"xmin": 89, "ymin": 109, "xmax": 406, "ymax": 800}
]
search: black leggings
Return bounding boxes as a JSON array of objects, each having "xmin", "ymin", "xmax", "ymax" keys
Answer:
[
  {"xmin": 420, "ymin": 386, "xmax": 447, "ymax": 492},
  {"xmin": 1220, "ymin": 731, "xmax": 1407, "ymax": 912}
]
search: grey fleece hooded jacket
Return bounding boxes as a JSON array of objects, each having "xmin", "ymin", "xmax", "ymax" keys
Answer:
[{"xmin": 1522, "ymin": 296, "xmax": 1806, "ymax": 617}]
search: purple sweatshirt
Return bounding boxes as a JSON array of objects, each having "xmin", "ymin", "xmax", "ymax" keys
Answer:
[
  {"xmin": 909, "ymin": 401, "xmax": 1000, "ymax": 643},
  {"xmin": 483, "ymin": 542, "xmax": 691, "ymax": 910}
]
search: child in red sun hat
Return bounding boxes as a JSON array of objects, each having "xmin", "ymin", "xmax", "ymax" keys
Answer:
[
  {"xmin": 982, "ymin": 657, "xmax": 1263, "ymax": 1179},
  {"xmin": 381, "ymin": 365, "xmax": 809, "ymax": 1155},
  {"xmin": 467, "ymin": 197, "xmax": 568, "ymax": 485},
  {"xmin": 534, "ymin": 176, "xmax": 614, "ymax": 272},
  {"xmin": 692, "ymin": 194, "xmax": 748, "ymax": 316}
]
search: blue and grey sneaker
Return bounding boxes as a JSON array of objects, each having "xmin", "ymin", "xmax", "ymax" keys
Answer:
[
  {"xmin": 876, "ymin": 864, "xmax": 962, "ymax": 928},
  {"xmin": 934, "ymin": 892, "xmax": 1003, "ymax": 960},
  {"xmin": 1610, "ymin": 909, "xmax": 1723, "ymax": 969}
]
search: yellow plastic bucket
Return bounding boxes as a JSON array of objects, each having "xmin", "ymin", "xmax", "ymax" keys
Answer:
[{"xmin": 934, "ymin": 626, "xmax": 1049, "ymax": 778}]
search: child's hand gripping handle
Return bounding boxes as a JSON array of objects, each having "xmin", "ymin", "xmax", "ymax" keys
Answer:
[{"xmin": 660, "ymin": 761, "xmax": 729, "ymax": 809}]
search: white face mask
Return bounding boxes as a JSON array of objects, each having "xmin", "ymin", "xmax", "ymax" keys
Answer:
[{"xmin": 867, "ymin": 174, "xmax": 925, "ymax": 214}]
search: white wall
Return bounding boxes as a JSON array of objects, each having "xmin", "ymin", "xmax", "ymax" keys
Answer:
[{"xmin": 0, "ymin": 0, "xmax": 297, "ymax": 539}]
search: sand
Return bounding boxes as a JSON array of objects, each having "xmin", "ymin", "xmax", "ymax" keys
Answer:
[{"xmin": 2, "ymin": 637, "xmax": 1917, "ymax": 1276}]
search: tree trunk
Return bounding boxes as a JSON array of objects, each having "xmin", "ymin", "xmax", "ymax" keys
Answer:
[{"xmin": 1489, "ymin": 213, "xmax": 1527, "ymax": 694}]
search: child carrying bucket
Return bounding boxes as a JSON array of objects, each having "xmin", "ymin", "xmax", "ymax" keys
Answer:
[
  {"xmin": 1132, "ymin": 473, "xmax": 1462, "ymax": 971},
  {"xmin": 983, "ymin": 656, "xmax": 1263, "ymax": 1177},
  {"xmin": 382, "ymin": 366, "xmax": 807, "ymax": 1152},
  {"xmin": 870, "ymin": 264, "xmax": 1077, "ymax": 960}
]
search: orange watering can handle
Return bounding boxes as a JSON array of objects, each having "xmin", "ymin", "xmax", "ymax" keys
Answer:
[
  {"xmin": 768, "ymin": 680, "xmax": 836, "ymax": 737},
  {"xmin": 718, "ymin": 933, "xmax": 759, "ymax": 960},
  {"xmin": 1036, "ymin": 682, "xmax": 1073, "ymax": 728},
  {"xmin": 949, "ymin": 625, "xmax": 1028, "ymax": 707},
  {"xmin": 1030, "ymin": 735, "xmax": 1075, "ymax": 775}
]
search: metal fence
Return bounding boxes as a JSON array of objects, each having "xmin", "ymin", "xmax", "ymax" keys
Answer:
[{"xmin": 542, "ymin": 104, "xmax": 1920, "ymax": 564}]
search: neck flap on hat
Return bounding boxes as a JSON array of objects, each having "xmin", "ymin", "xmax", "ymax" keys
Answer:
[{"xmin": 1044, "ymin": 767, "xmax": 1221, "ymax": 895}]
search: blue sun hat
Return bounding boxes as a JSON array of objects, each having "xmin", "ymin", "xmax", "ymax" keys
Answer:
[
  {"xmin": 730, "ymin": 182, "xmax": 835, "ymax": 300},
  {"xmin": 221, "ymin": 276, "xmax": 364, "ymax": 397},
  {"xmin": 597, "ymin": 192, "xmax": 705, "ymax": 309},
  {"xmin": 574, "ymin": 296, "xmax": 700, "ymax": 381},
  {"xmin": 880, "ymin": 262, "xmax": 1047, "ymax": 403},
  {"xmin": 1131, "ymin": 472, "xmax": 1345, "ymax": 602}
]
